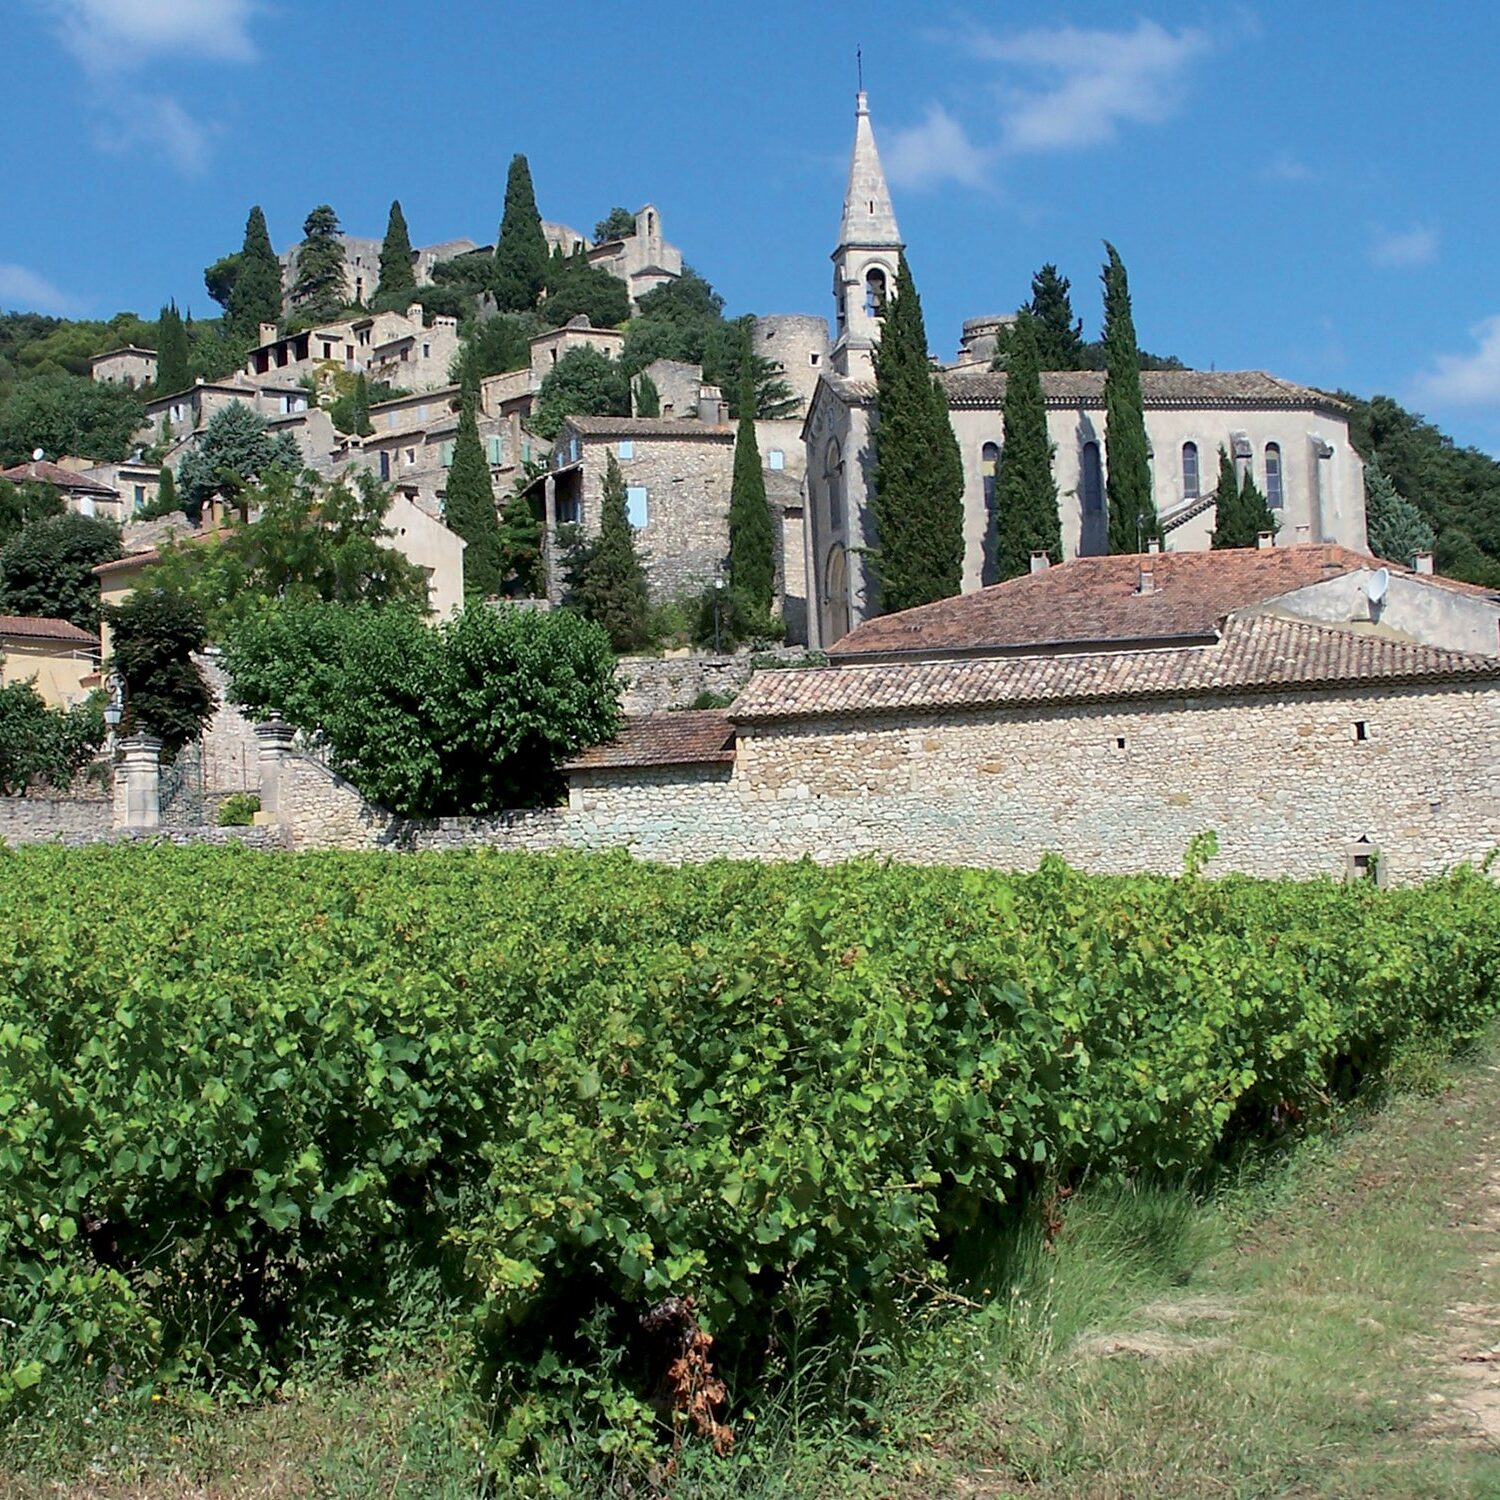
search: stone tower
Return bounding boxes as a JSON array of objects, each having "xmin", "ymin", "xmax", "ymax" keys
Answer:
[{"xmin": 831, "ymin": 91, "xmax": 902, "ymax": 380}]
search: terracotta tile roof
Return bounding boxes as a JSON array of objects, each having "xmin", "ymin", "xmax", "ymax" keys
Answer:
[
  {"xmin": 564, "ymin": 416, "xmax": 734, "ymax": 439},
  {"xmin": 0, "ymin": 615, "xmax": 99, "ymax": 646},
  {"xmin": 829, "ymin": 545, "xmax": 1434, "ymax": 659},
  {"xmin": 0, "ymin": 460, "xmax": 117, "ymax": 495},
  {"xmin": 734, "ymin": 615, "xmax": 1500, "ymax": 723},
  {"xmin": 565, "ymin": 711, "xmax": 736, "ymax": 771}
]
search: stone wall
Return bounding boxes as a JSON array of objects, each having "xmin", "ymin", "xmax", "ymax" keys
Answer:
[
  {"xmin": 614, "ymin": 648, "xmax": 818, "ymax": 714},
  {"xmin": 0, "ymin": 796, "xmax": 112, "ymax": 844}
]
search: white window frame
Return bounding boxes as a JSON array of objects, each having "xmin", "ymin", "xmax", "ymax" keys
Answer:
[{"xmin": 768, "ymin": 449, "xmax": 785, "ymax": 471}]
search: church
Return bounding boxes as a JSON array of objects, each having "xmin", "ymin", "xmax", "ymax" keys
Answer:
[{"xmin": 800, "ymin": 92, "xmax": 1370, "ymax": 649}]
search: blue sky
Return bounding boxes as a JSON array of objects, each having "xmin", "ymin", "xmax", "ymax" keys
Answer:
[{"xmin": 6, "ymin": 1, "xmax": 1500, "ymax": 452}]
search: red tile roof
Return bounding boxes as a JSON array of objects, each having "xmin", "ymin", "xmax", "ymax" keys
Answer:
[
  {"xmin": 0, "ymin": 615, "xmax": 99, "ymax": 646},
  {"xmin": 735, "ymin": 615, "xmax": 1500, "ymax": 722},
  {"xmin": 564, "ymin": 416, "xmax": 734, "ymax": 439},
  {"xmin": 0, "ymin": 460, "xmax": 117, "ymax": 495},
  {"xmin": 828, "ymin": 545, "xmax": 1484, "ymax": 660},
  {"xmin": 565, "ymin": 711, "xmax": 735, "ymax": 771}
]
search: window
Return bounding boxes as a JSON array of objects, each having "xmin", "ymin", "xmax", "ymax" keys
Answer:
[
  {"xmin": 440, "ymin": 441, "xmax": 455, "ymax": 467},
  {"xmin": 769, "ymin": 449, "xmax": 785, "ymax": 471},
  {"xmin": 810, "ymin": 352, "xmax": 820, "ymax": 366},
  {"xmin": 824, "ymin": 440, "xmax": 844, "ymax": 530},
  {"xmin": 1354, "ymin": 720, "xmax": 1368, "ymax": 742},
  {"xmin": 626, "ymin": 485, "xmax": 649, "ymax": 528},
  {"xmin": 617, "ymin": 440, "xmax": 635, "ymax": 459},
  {"xmin": 422, "ymin": 343, "xmax": 431, "ymax": 359},
  {"xmin": 379, "ymin": 451, "xmax": 390, "ymax": 481},
  {"xmin": 133, "ymin": 484, "xmax": 145, "ymax": 512},
  {"xmin": 1081, "ymin": 441, "xmax": 1104, "ymax": 514},
  {"xmin": 1182, "ymin": 442, "xmax": 1200, "ymax": 499},
  {"xmin": 405, "ymin": 447, "xmax": 416, "ymax": 467},
  {"xmin": 417, "ymin": 404, "xmax": 428, "ymax": 422},
  {"xmin": 486, "ymin": 435, "xmax": 504, "ymax": 465},
  {"xmin": 1265, "ymin": 442, "xmax": 1283, "ymax": 509},
  {"xmin": 981, "ymin": 441, "xmax": 1000, "ymax": 511},
  {"xmin": 557, "ymin": 494, "xmax": 580, "ymax": 524}
]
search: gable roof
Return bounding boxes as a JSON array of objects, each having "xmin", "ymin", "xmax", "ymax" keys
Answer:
[
  {"xmin": 0, "ymin": 615, "xmax": 98, "ymax": 646},
  {"xmin": 735, "ymin": 614, "xmax": 1500, "ymax": 723},
  {"xmin": 564, "ymin": 415, "xmax": 734, "ymax": 439},
  {"xmin": 564, "ymin": 711, "xmax": 735, "ymax": 771},
  {"xmin": 0, "ymin": 460, "xmax": 118, "ymax": 495}
]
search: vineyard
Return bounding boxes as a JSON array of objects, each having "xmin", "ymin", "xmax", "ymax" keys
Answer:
[{"xmin": 2, "ymin": 843, "xmax": 1499, "ymax": 1487}]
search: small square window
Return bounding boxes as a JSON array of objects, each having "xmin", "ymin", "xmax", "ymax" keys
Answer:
[
  {"xmin": 618, "ymin": 440, "xmax": 635, "ymax": 459},
  {"xmin": 768, "ymin": 449, "xmax": 785, "ymax": 471},
  {"xmin": 626, "ymin": 485, "xmax": 649, "ymax": 528},
  {"xmin": 1354, "ymin": 721, "xmax": 1368, "ymax": 741},
  {"xmin": 809, "ymin": 352, "xmax": 820, "ymax": 365},
  {"xmin": 1115, "ymin": 736, "xmax": 1126, "ymax": 749}
]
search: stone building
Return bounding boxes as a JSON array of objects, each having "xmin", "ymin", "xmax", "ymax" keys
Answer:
[
  {"xmin": 0, "ymin": 615, "xmax": 99, "ymax": 707},
  {"xmin": 0, "ymin": 458, "xmax": 121, "ymax": 518},
  {"xmin": 89, "ymin": 345, "xmax": 157, "ymax": 387},
  {"xmin": 143, "ymin": 378, "xmax": 310, "ymax": 442},
  {"xmin": 242, "ymin": 306, "xmax": 460, "ymax": 396},
  {"xmin": 56, "ymin": 457, "xmax": 166, "ymax": 521},
  {"xmin": 279, "ymin": 234, "xmax": 482, "ymax": 309},
  {"xmin": 753, "ymin": 315, "xmax": 831, "ymax": 417},
  {"xmin": 585, "ymin": 205, "xmax": 683, "ymax": 307}
]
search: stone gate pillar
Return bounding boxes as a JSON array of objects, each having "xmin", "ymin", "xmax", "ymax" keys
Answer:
[
  {"xmin": 114, "ymin": 734, "xmax": 162, "ymax": 831},
  {"xmin": 254, "ymin": 716, "xmax": 295, "ymax": 825}
]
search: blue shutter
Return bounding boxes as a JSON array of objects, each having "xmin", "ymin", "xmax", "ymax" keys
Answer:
[{"xmin": 626, "ymin": 486, "xmax": 649, "ymax": 529}]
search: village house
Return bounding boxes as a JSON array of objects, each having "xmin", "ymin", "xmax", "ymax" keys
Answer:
[
  {"xmin": 0, "ymin": 615, "xmax": 99, "ymax": 707},
  {"xmin": 0, "ymin": 457, "xmax": 121, "ymax": 518},
  {"xmin": 88, "ymin": 345, "xmax": 157, "ymax": 387},
  {"xmin": 242, "ymin": 307, "xmax": 460, "ymax": 396},
  {"xmin": 143, "ymin": 377, "xmax": 310, "ymax": 443}
]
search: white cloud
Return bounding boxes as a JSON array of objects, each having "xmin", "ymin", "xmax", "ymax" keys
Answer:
[
  {"xmin": 1261, "ymin": 154, "xmax": 1316, "ymax": 184},
  {"xmin": 1370, "ymin": 224, "xmax": 1439, "ymax": 269},
  {"xmin": 884, "ymin": 105, "xmax": 993, "ymax": 191},
  {"xmin": 0, "ymin": 264, "xmax": 82, "ymax": 315},
  {"xmin": 34, "ymin": 0, "xmax": 260, "ymax": 74},
  {"xmin": 1414, "ymin": 316, "xmax": 1500, "ymax": 407},
  {"xmin": 95, "ymin": 93, "xmax": 212, "ymax": 176}
]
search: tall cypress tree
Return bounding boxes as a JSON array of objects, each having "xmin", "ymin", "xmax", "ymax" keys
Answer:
[
  {"xmin": 375, "ymin": 199, "xmax": 417, "ymax": 305},
  {"xmin": 634, "ymin": 372, "xmax": 660, "ymax": 418},
  {"xmin": 1210, "ymin": 446, "xmax": 1243, "ymax": 549},
  {"xmin": 567, "ymin": 451, "xmax": 650, "ymax": 651},
  {"xmin": 352, "ymin": 373, "xmax": 372, "ymax": 438},
  {"xmin": 443, "ymin": 390, "xmax": 505, "ymax": 598},
  {"xmin": 493, "ymin": 155, "xmax": 549, "ymax": 313},
  {"xmin": 1101, "ymin": 243, "xmax": 1157, "ymax": 553},
  {"xmin": 728, "ymin": 364, "xmax": 775, "ymax": 615},
  {"xmin": 992, "ymin": 315, "xmax": 1060, "ymax": 580},
  {"xmin": 290, "ymin": 205, "xmax": 348, "ymax": 325},
  {"xmin": 870, "ymin": 255, "xmax": 965, "ymax": 613},
  {"xmin": 155, "ymin": 301, "xmax": 190, "ymax": 394},
  {"xmin": 1026, "ymin": 265, "xmax": 1085, "ymax": 371},
  {"xmin": 1238, "ymin": 469, "xmax": 1277, "ymax": 543},
  {"xmin": 227, "ymin": 205, "xmax": 283, "ymax": 342}
]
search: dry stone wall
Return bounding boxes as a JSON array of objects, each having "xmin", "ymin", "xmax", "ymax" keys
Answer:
[
  {"xmin": 0, "ymin": 796, "xmax": 112, "ymax": 844},
  {"xmin": 615, "ymin": 648, "xmax": 818, "ymax": 714}
]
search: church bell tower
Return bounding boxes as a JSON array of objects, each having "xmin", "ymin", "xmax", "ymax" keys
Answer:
[{"xmin": 831, "ymin": 90, "xmax": 903, "ymax": 380}]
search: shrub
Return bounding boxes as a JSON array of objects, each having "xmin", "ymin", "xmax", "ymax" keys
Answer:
[
  {"xmin": 0, "ymin": 682, "xmax": 102, "ymax": 794},
  {"xmin": 215, "ymin": 792, "xmax": 260, "ymax": 826}
]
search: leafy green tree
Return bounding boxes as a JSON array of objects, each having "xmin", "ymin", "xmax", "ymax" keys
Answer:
[
  {"xmin": 0, "ymin": 374, "xmax": 144, "ymax": 465},
  {"xmin": 634, "ymin": 372, "xmax": 660, "ymax": 417},
  {"xmin": 0, "ymin": 478, "xmax": 63, "ymax": 545},
  {"xmin": 992, "ymin": 314, "xmax": 1060, "ymax": 580},
  {"xmin": 728, "ymin": 365, "xmax": 775, "ymax": 616},
  {"xmin": 0, "ymin": 512, "xmax": 121, "ymax": 630},
  {"xmin": 869, "ymin": 256, "xmax": 964, "ymax": 613},
  {"xmin": 456, "ymin": 314, "xmax": 535, "ymax": 383},
  {"xmin": 225, "ymin": 206, "xmax": 283, "ymax": 342},
  {"xmin": 106, "ymin": 586, "xmax": 214, "ymax": 755},
  {"xmin": 176, "ymin": 401, "xmax": 301, "ymax": 520},
  {"xmin": 1209, "ymin": 446, "xmax": 1244, "ymax": 549},
  {"xmin": 203, "ymin": 253, "xmax": 241, "ymax": 312},
  {"xmin": 430, "ymin": 249, "xmax": 497, "ymax": 295},
  {"xmin": 1101, "ymin": 243, "xmax": 1157, "ymax": 553},
  {"xmin": 140, "ymin": 465, "xmax": 180, "ymax": 519},
  {"xmin": 289, "ymin": 205, "xmax": 347, "ymax": 326},
  {"xmin": 594, "ymin": 207, "xmax": 637, "ymax": 241},
  {"xmin": 493, "ymin": 155, "xmax": 549, "ymax": 313},
  {"xmin": 374, "ymin": 199, "xmax": 417, "ymax": 308},
  {"xmin": 155, "ymin": 301, "xmax": 190, "ymax": 394},
  {"xmin": 530, "ymin": 346, "xmax": 631, "ymax": 440},
  {"xmin": 621, "ymin": 268, "xmax": 724, "ymax": 370},
  {"xmin": 1364, "ymin": 453, "xmax": 1437, "ymax": 566},
  {"xmin": 539, "ymin": 248, "xmax": 630, "ymax": 329},
  {"xmin": 562, "ymin": 451, "xmax": 650, "ymax": 651},
  {"xmin": 443, "ymin": 391, "xmax": 505, "ymax": 598},
  {"xmin": 0, "ymin": 679, "xmax": 103, "ymax": 794}
]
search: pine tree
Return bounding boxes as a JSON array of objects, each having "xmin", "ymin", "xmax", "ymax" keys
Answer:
[
  {"xmin": 352, "ymin": 373, "xmax": 372, "ymax": 438},
  {"xmin": 155, "ymin": 301, "xmax": 190, "ymax": 394},
  {"xmin": 226, "ymin": 206, "xmax": 283, "ymax": 342},
  {"xmin": 870, "ymin": 255, "xmax": 965, "ymax": 613},
  {"xmin": 1026, "ymin": 265, "xmax": 1085, "ymax": 370},
  {"xmin": 634, "ymin": 372, "xmax": 660, "ymax": 418},
  {"xmin": 290, "ymin": 205, "xmax": 347, "ymax": 325},
  {"xmin": 728, "ymin": 364, "xmax": 775, "ymax": 616},
  {"xmin": 1364, "ymin": 455, "xmax": 1436, "ymax": 565},
  {"xmin": 566, "ymin": 451, "xmax": 650, "ymax": 651},
  {"xmin": 1101, "ymin": 243, "xmax": 1157, "ymax": 553},
  {"xmin": 492, "ymin": 155, "xmax": 549, "ymax": 313},
  {"xmin": 992, "ymin": 315, "xmax": 1060, "ymax": 580},
  {"xmin": 442, "ymin": 392, "xmax": 505, "ymax": 599},
  {"xmin": 375, "ymin": 200, "xmax": 416, "ymax": 306},
  {"xmin": 1209, "ymin": 446, "xmax": 1243, "ymax": 549}
]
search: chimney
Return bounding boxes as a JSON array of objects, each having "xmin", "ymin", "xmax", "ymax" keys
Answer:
[
  {"xmin": 1295, "ymin": 524, "xmax": 1310, "ymax": 543},
  {"xmin": 1146, "ymin": 537, "xmax": 1160, "ymax": 555},
  {"xmin": 406, "ymin": 302, "xmax": 423, "ymax": 324},
  {"xmin": 697, "ymin": 384, "xmax": 725, "ymax": 424},
  {"xmin": 1414, "ymin": 550, "xmax": 1434, "ymax": 574},
  {"xmin": 1029, "ymin": 550, "xmax": 1050, "ymax": 574},
  {"xmin": 1257, "ymin": 531, "xmax": 1275, "ymax": 550},
  {"xmin": 1138, "ymin": 558, "xmax": 1156, "ymax": 595},
  {"xmin": 258, "ymin": 322, "xmax": 277, "ymax": 346}
]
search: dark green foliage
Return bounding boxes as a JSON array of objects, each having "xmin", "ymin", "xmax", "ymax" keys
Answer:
[
  {"xmin": 0, "ymin": 512, "xmax": 120, "ymax": 630},
  {"xmin": 1209, "ymin": 446, "xmax": 1242, "ymax": 549},
  {"xmin": 995, "ymin": 264, "xmax": 1085, "ymax": 372},
  {"xmin": 374, "ymin": 200, "xmax": 417, "ymax": 306},
  {"xmin": 621, "ymin": 269, "xmax": 723, "ymax": 369},
  {"xmin": 1238, "ymin": 469, "xmax": 1277, "ymax": 543},
  {"xmin": 728, "ymin": 365, "xmax": 775, "ymax": 614},
  {"xmin": 1, "ymin": 311, "xmax": 156, "ymax": 380},
  {"xmin": 175, "ymin": 401, "xmax": 301, "ymax": 519},
  {"xmin": 497, "ymin": 485, "xmax": 544, "ymax": 598},
  {"xmin": 693, "ymin": 579, "xmax": 785, "ymax": 651},
  {"xmin": 458, "ymin": 314, "xmax": 535, "ymax": 382},
  {"xmin": 0, "ymin": 374, "xmax": 144, "ymax": 466},
  {"xmin": 225, "ymin": 206, "xmax": 283, "ymax": 342},
  {"xmin": 202, "ymin": 253, "xmax": 241, "ymax": 311},
  {"xmin": 223, "ymin": 599, "xmax": 619, "ymax": 812},
  {"xmin": 869, "ymin": 256, "xmax": 964, "ymax": 613},
  {"xmin": 288, "ymin": 205, "xmax": 347, "ymax": 326},
  {"xmin": 0, "ymin": 680, "xmax": 102, "ymax": 793},
  {"xmin": 992, "ymin": 315, "xmax": 1060, "ymax": 579},
  {"xmin": 429, "ymin": 250, "xmax": 496, "ymax": 295},
  {"xmin": 492, "ymin": 155, "xmax": 549, "ymax": 313},
  {"xmin": 562, "ymin": 451, "xmax": 650, "ymax": 650},
  {"xmin": 215, "ymin": 792, "xmax": 260, "ymax": 826},
  {"xmin": 106, "ymin": 586, "xmax": 214, "ymax": 754},
  {"xmin": 539, "ymin": 248, "xmax": 630, "ymax": 329},
  {"xmin": 329, "ymin": 372, "xmax": 373, "ymax": 438},
  {"xmin": 634, "ymin": 371, "xmax": 660, "ymax": 417},
  {"xmin": 594, "ymin": 207, "xmax": 637, "ymax": 241},
  {"xmin": 0, "ymin": 478, "xmax": 63, "ymax": 545},
  {"xmin": 530, "ymin": 346, "xmax": 631, "ymax": 440},
  {"xmin": 443, "ymin": 394, "xmax": 505, "ymax": 599},
  {"xmin": 140, "ymin": 465, "xmax": 179, "ymax": 519},
  {"xmin": 1364, "ymin": 453, "xmax": 1437, "ymax": 566},
  {"xmin": 706, "ymin": 316, "xmax": 798, "ymax": 419},
  {"xmin": 154, "ymin": 302, "xmax": 190, "ymax": 395},
  {"xmin": 1101, "ymin": 244, "xmax": 1157, "ymax": 553}
]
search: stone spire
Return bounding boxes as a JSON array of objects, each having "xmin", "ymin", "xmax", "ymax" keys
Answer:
[{"xmin": 838, "ymin": 91, "xmax": 901, "ymax": 248}]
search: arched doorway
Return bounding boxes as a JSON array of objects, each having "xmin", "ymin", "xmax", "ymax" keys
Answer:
[{"xmin": 823, "ymin": 544, "xmax": 850, "ymax": 644}]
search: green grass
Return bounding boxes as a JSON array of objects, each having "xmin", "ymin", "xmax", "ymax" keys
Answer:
[{"xmin": 7, "ymin": 1042, "xmax": 1500, "ymax": 1497}]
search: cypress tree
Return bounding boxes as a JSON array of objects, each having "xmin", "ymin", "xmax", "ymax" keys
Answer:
[
  {"xmin": 142, "ymin": 465, "xmax": 179, "ymax": 519},
  {"xmin": 443, "ymin": 391, "xmax": 505, "ymax": 599},
  {"xmin": 1101, "ymin": 243, "xmax": 1157, "ymax": 553},
  {"xmin": 568, "ymin": 451, "xmax": 650, "ymax": 651},
  {"xmin": 375, "ymin": 200, "xmax": 416, "ymax": 305},
  {"xmin": 155, "ymin": 301, "xmax": 190, "ymax": 394},
  {"xmin": 870, "ymin": 255, "xmax": 965, "ymax": 613},
  {"xmin": 352, "ymin": 373, "xmax": 372, "ymax": 437},
  {"xmin": 728, "ymin": 364, "xmax": 775, "ymax": 616},
  {"xmin": 1026, "ymin": 264, "xmax": 1085, "ymax": 370},
  {"xmin": 634, "ymin": 372, "xmax": 660, "ymax": 418},
  {"xmin": 1238, "ymin": 469, "xmax": 1277, "ymax": 545},
  {"xmin": 227, "ymin": 206, "xmax": 283, "ymax": 342},
  {"xmin": 290, "ymin": 205, "xmax": 347, "ymax": 325},
  {"xmin": 497, "ymin": 488, "xmax": 544, "ymax": 597},
  {"xmin": 992, "ymin": 315, "xmax": 1060, "ymax": 580},
  {"xmin": 493, "ymin": 155, "xmax": 549, "ymax": 313},
  {"xmin": 1209, "ymin": 446, "xmax": 1243, "ymax": 549}
]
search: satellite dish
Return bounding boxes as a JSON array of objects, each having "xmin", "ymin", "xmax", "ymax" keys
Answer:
[
  {"xmin": 30, "ymin": 447, "xmax": 43, "ymax": 462},
  {"xmin": 1367, "ymin": 567, "xmax": 1390, "ymax": 605}
]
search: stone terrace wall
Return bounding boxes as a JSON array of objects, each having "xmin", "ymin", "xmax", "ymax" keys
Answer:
[
  {"xmin": 615, "ymin": 648, "xmax": 817, "ymax": 715},
  {"xmin": 0, "ymin": 796, "xmax": 112, "ymax": 844}
]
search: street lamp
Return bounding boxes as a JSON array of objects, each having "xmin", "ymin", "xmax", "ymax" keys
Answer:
[{"xmin": 104, "ymin": 669, "xmax": 124, "ymax": 753}]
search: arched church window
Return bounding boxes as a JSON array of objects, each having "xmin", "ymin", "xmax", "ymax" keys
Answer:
[
  {"xmin": 1264, "ymin": 443, "xmax": 1284, "ymax": 509},
  {"xmin": 824, "ymin": 544, "xmax": 850, "ymax": 643},
  {"xmin": 864, "ymin": 268, "xmax": 888, "ymax": 318},
  {"xmin": 824, "ymin": 440, "xmax": 844, "ymax": 530},
  {"xmin": 1182, "ymin": 441, "xmax": 1200, "ymax": 499},
  {"xmin": 1081, "ymin": 442, "xmax": 1103, "ymax": 514},
  {"xmin": 981, "ymin": 442, "xmax": 1000, "ymax": 512}
]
